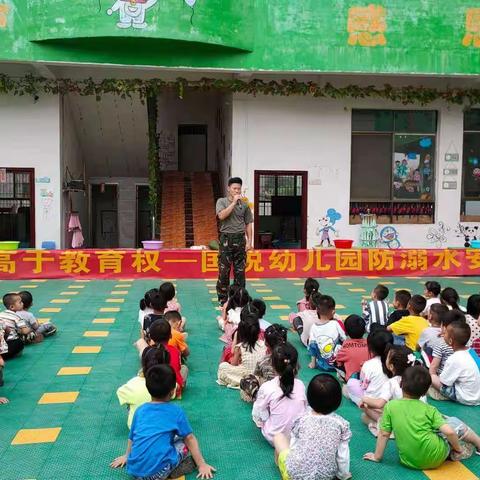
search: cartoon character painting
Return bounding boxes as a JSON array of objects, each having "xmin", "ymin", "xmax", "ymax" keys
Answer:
[
  {"xmin": 379, "ymin": 226, "xmax": 401, "ymax": 249},
  {"xmin": 456, "ymin": 223, "xmax": 480, "ymax": 248},
  {"xmin": 107, "ymin": 0, "xmax": 158, "ymax": 29},
  {"xmin": 427, "ymin": 221, "xmax": 450, "ymax": 248},
  {"xmin": 316, "ymin": 208, "xmax": 342, "ymax": 247}
]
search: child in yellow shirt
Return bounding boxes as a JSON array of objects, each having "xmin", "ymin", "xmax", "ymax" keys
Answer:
[{"xmin": 387, "ymin": 295, "xmax": 429, "ymax": 351}]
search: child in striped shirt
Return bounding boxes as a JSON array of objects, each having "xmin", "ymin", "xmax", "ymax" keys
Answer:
[{"xmin": 362, "ymin": 285, "xmax": 390, "ymax": 333}]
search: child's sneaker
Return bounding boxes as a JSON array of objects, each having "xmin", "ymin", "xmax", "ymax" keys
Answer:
[
  {"xmin": 41, "ymin": 324, "xmax": 57, "ymax": 337},
  {"xmin": 450, "ymin": 441, "xmax": 476, "ymax": 461}
]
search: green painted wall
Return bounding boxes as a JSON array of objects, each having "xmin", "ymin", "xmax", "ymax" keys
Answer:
[{"xmin": 1, "ymin": 0, "xmax": 480, "ymax": 75}]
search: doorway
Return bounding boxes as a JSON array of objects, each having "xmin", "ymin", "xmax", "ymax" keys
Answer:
[
  {"xmin": 91, "ymin": 184, "xmax": 118, "ymax": 248},
  {"xmin": 0, "ymin": 168, "xmax": 35, "ymax": 247},
  {"xmin": 136, "ymin": 185, "xmax": 152, "ymax": 247},
  {"xmin": 254, "ymin": 171, "xmax": 308, "ymax": 249},
  {"xmin": 178, "ymin": 124, "xmax": 208, "ymax": 172}
]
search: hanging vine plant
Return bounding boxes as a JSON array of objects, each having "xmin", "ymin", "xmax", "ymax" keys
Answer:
[
  {"xmin": 1, "ymin": 74, "xmax": 480, "ymax": 106},
  {"xmin": 146, "ymin": 93, "xmax": 160, "ymax": 239}
]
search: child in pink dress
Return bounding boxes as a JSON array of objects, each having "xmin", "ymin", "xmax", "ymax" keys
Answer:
[
  {"xmin": 159, "ymin": 282, "xmax": 185, "ymax": 330},
  {"xmin": 252, "ymin": 342, "xmax": 307, "ymax": 445},
  {"xmin": 289, "ymin": 278, "xmax": 320, "ymax": 324}
]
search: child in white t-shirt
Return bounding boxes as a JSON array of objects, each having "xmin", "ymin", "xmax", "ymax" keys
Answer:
[
  {"xmin": 346, "ymin": 328, "xmax": 393, "ymax": 407},
  {"xmin": 308, "ymin": 295, "xmax": 346, "ymax": 371},
  {"xmin": 418, "ymin": 303, "xmax": 448, "ymax": 357},
  {"xmin": 431, "ymin": 321, "xmax": 480, "ymax": 406},
  {"xmin": 137, "ymin": 288, "xmax": 158, "ymax": 330},
  {"xmin": 361, "ymin": 345, "xmax": 424, "ymax": 435},
  {"xmin": 422, "ymin": 281, "xmax": 442, "ymax": 317}
]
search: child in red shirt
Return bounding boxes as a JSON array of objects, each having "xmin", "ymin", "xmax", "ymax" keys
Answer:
[
  {"xmin": 148, "ymin": 319, "xmax": 187, "ymax": 398},
  {"xmin": 336, "ymin": 314, "xmax": 369, "ymax": 383}
]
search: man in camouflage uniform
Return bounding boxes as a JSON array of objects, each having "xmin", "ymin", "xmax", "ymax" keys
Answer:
[{"xmin": 216, "ymin": 177, "xmax": 253, "ymax": 305}]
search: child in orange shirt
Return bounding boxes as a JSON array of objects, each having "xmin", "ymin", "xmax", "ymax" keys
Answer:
[{"xmin": 165, "ymin": 311, "xmax": 189, "ymax": 358}]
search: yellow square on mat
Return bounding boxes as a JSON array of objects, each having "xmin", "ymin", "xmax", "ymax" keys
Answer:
[
  {"xmin": 11, "ymin": 427, "xmax": 62, "ymax": 445},
  {"xmin": 100, "ymin": 307, "xmax": 120, "ymax": 312},
  {"xmin": 106, "ymin": 298, "xmax": 124, "ymax": 303},
  {"xmin": 93, "ymin": 318, "xmax": 115, "ymax": 324},
  {"xmin": 293, "ymin": 282, "xmax": 304, "ymax": 286},
  {"xmin": 36, "ymin": 318, "xmax": 51, "ymax": 324},
  {"xmin": 382, "ymin": 282, "xmax": 396, "ymax": 285},
  {"xmin": 251, "ymin": 283, "xmax": 267, "ymax": 287},
  {"xmin": 68, "ymin": 285, "xmax": 85, "ymax": 289},
  {"xmin": 336, "ymin": 305, "xmax": 346, "ymax": 309},
  {"xmin": 463, "ymin": 281, "xmax": 480, "ymax": 285},
  {"xmin": 326, "ymin": 277, "xmax": 342, "ymax": 280},
  {"xmin": 38, "ymin": 392, "xmax": 79, "ymax": 404},
  {"xmin": 50, "ymin": 299, "xmax": 70, "ymax": 304},
  {"xmin": 20, "ymin": 285, "xmax": 37, "ymax": 288},
  {"xmin": 270, "ymin": 305, "xmax": 290, "ymax": 310},
  {"xmin": 279, "ymin": 315, "xmax": 289, "ymax": 321},
  {"xmin": 263, "ymin": 296, "xmax": 281, "ymax": 301},
  {"xmin": 208, "ymin": 290, "xmax": 216, "ymax": 294},
  {"xmin": 348, "ymin": 288, "xmax": 366, "ymax": 292},
  {"xmin": 60, "ymin": 291, "xmax": 78, "ymax": 295},
  {"xmin": 111, "ymin": 291, "xmax": 128, "ymax": 295},
  {"xmin": 119, "ymin": 279, "xmax": 134, "ymax": 282},
  {"xmin": 34, "ymin": 279, "xmax": 48, "ymax": 282},
  {"xmin": 256, "ymin": 289, "xmax": 273, "ymax": 293},
  {"xmin": 83, "ymin": 331, "xmax": 109, "ymax": 338},
  {"xmin": 247, "ymin": 278, "xmax": 260, "ymax": 281},
  {"xmin": 286, "ymin": 278, "xmax": 300, "ymax": 280},
  {"xmin": 460, "ymin": 295, "xmax": 470, "ymax": 299},
  {"xmin": 423, "ymin": 461, "xmax": 479, "ymax": 480},
  {"xmin": 337, "ymin": 282, "xmax": 353, "ymax": 286},
  {"xmin": 72, "ymin": 346, "xmax": 102, "ymax": 354},
  {"xmin": 40, "ymin": 308, "xmax": 61, "ymax": 313},
  {"xmin": 57, "ymin": 367, "xmax": 92, "ymax": 376},
  {"xmin": 211, "ymin": 297, "xmax": 217, "ymax": 302},
  {"xmin": 114, "ymin": 284, "xmax": 131, "ymax": 288},
  {"xmin": 365, "ymin": 276, "xmax": 380, "ymax": 279}
]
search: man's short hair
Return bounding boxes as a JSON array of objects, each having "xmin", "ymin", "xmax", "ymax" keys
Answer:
[{"xmin": 228, "ymin": 177, "xmax": 243, "ymax": 186}]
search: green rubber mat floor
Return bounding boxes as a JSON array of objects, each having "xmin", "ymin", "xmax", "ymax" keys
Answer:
[{"xmin": 0, "ymin": 276, "xmax": 479, "ymax": 480}]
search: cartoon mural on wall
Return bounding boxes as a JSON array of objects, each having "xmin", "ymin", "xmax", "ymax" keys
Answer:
[
  {"xmin": 456, "ymin": 223, "xmax": 480, "ymax": 247},
  {"xmin": 379, "ymin": 226, "xmax": 401, "ymax": 249},
  {"xmin": 316, "ymin": 209, "xmax": 341, "ymax": 247},
  {"xmin": 426, "ymin": 221, "xmax": 450, "ymax": 248},
  {"xmin": 107, "ymin": 0, "xmax": 158, "ymax": 29}
]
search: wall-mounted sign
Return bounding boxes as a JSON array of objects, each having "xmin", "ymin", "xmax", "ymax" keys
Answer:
[
  {"xmin": 443, "ymin": 181, "xmax": 457, "ymax": 190},
  {"xmin": 443, "ymin": 168, "xmax": 458, "ymax": 176},
  {"xmin": 445, "ymin": 153, "xmax": 459, "ymax": 162}
]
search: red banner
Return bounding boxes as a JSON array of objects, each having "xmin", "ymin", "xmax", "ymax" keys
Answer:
[{"xmin": 0, "ymin": 248, "xmax": 479, "ymax": 280}]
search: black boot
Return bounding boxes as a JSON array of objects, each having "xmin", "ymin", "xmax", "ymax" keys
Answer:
[{"xmin": 292, "ymin": 316, "xmax": 304, "ymax": 335}]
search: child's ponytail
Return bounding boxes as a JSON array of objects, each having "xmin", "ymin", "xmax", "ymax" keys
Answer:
[
  {"xmin": 304, "ymin": 277, "xmax": 320, "ymax": 302},
  {"xmin": 272, "ymin": 342, "xmax": 299, "ymax": 398},
  {"xmin": 140, "ymin": 288, "xmax": 159, "ymax": 311},
  {"xmin": 440, "ymin": 287, "xmax": 461, "ymax": 311},
  {"xmin": 141, "ymin": 343, "xmax": 171, "ymax": 375}
]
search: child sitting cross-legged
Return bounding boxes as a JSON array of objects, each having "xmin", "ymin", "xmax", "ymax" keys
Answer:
[
  {"xmin": 141, "ymin": 319, "xmax": 187, "ymax": 398},
  {"xmin": 18, "ymin": 291, "xmax": 57, "ymax": 338},
  {"xmin": 111, "ymin": 364, "xmax": 215, "ymax": 479},
  {"xmin": 335, "ymin": 314, "xmax": 369, "ymax": 384},
  {"xmin": 360, "ymin": 345, "xmax": 422, "ymax": 436},
  {"xmin": 217, "ymin": 303, "xmax": 266, "ymax": 388},
  {"xmin": 346, "ymin": 328, "xmax": 393, "ymax": 406},
  {"xmin": 292, "ymin": 291, "xmax": 322, "ymax": 348},
  {"xmin": 430, "ymin": 320, "xmax": 480, "ymax": 406},
  {"xmin": 364, "ymin": 365, "xmax": 480, "ymax": 469},
  {"xmin": 160, "ymin": 281, "xmax": 186, "ymax": 331},
  {"xmin": 289, "ymin": 278, "xmax": 320, "ymax": 340},
  {"xmin": 240, "ymin": 323, "xmax": 287, "ymax": 403},
  {"xmin": 274, "ymin": 374, "xmax": 352, "ymax": 480},
  {"xmin": 362, "ymin": 284, "xmax": 389, "ymax": 332},
  {"xmin": 387, "ymin": 295, "xmax": 429, "ymax": 351},
  {"xmin": 117, "ymin": 343, "xmax": 172, "ymax": 428},
  {"xmin": 0, "ymin": 293, "xmax": 30, "ymax": 359},
  {"xmin": 252, "ymin": 342, "xmax": 307, "ymax": 445},
  {"xmin": 417, "ymin": 303, "xmax": 448, "ymax": 359},
  {"xmin": 308, "ymin": 295, "xmax": 346, "ymax": 371},
  {"xmin": 386, "ymin": 290, "xmax": 411, "ymax": 327}
]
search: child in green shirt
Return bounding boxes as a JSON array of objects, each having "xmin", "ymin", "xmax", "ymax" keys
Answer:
[{"xmin": 363, "ymin": 365, "xmax": 480, "ymax": 470}]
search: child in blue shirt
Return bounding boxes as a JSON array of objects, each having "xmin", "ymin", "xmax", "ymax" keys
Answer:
[{"xmin": 111, "ymin": 364, "xmax": 215, "ymax": 479}]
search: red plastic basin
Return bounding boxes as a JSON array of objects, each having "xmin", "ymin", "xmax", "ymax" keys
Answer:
[{"xmin": 334, "ymin": 239, "xmax": 354, "ymax": 249}]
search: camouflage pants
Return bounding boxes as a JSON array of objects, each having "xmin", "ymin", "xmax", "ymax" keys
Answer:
[{"xmin": 216, "ymin": 233, "xmax": 246, "ymax": 304}]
